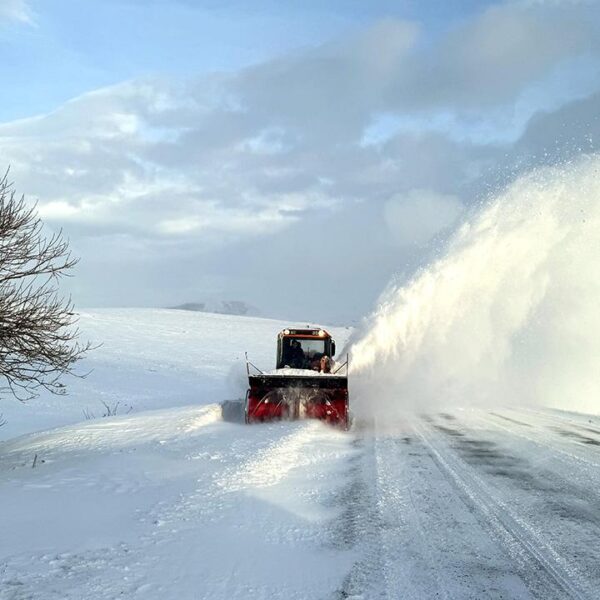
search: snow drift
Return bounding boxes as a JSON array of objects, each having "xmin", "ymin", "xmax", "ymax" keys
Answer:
[{"xmin": 349, "ymin": 154, "xmax": 600, "ymax": 417}]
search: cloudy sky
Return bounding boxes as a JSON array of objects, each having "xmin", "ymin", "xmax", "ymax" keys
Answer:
[{"xmin": 1, "ymin": 0, "xmax": 599, "ymax": 323}]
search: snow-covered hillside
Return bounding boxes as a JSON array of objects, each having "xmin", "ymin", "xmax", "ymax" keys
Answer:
[{"xmin": 169, "ymin": 300, "xmax": 260, "ymax": 317}]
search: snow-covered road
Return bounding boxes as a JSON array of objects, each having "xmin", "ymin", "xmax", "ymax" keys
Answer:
[
  {"xmin": 342, "ymin": 408, "xmax": 600, "ymax": 599},
  {"xmin": 3, "ymin": 404, "xmax": 600, "ymax": 599}
]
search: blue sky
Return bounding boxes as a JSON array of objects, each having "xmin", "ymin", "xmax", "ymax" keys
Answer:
[{"xmin": 1, "ymin": 0, "xmax": 599, "ymax": 322}]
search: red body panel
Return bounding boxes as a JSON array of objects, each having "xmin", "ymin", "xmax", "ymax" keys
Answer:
[
  {"xmin": 246, "ymin": 391, "xmax": 289, "ymax": 421},
  {"xmin": 246, "ymin": 385, "xmax": 348, "ymax": 428},
  {"xmin": 302, "ymin": 389, "xmax": 348, "ymax": 427}
]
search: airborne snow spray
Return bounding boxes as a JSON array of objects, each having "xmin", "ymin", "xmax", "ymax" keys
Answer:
[{"xmin": 348, "ymin": 154, "xmax": 600, "ymax": 420}]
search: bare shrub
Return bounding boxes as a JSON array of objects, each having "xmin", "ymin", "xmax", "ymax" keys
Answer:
[{"xmin": 83, "ymin": 400, "xmax": 133, "ymax": 420}]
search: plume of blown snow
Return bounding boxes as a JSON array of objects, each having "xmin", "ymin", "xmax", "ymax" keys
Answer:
[{"xmin": 348, "ymin": 154, "xmax": 600, "ymax": 418}]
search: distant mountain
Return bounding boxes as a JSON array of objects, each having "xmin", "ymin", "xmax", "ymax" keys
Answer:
[{"xmin": 169, "ymin": 300, "xmax": 260, "ymax": 317}]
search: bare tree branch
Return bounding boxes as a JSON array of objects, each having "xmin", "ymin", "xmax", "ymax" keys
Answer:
[{"xmin": 0, "ymin": 171, "xmax": 91, "ymax": 402}]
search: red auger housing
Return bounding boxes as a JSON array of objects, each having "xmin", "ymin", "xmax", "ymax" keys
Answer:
[{"xmin": 245, "ymin": 327, "xmax": 349, "ymax": 428}]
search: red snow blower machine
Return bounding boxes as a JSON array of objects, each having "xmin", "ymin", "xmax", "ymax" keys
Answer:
[{"xmin": 245, "ymin": 327, "xmax": 349, "ymax": 428}]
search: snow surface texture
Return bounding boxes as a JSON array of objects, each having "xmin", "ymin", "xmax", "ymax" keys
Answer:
[{"xmin": 348, "ymin": 154, "xmax": 600, "ymax": 418}]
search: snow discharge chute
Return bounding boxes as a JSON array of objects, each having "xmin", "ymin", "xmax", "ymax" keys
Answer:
[{"xmin": 348, "ymin": 154, "xmax": 600, "ymax": 418}]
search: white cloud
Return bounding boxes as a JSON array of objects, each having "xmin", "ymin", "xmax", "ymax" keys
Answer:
[
  {"xmin": 0, "ymin": 0, "xmax": 33, "ymax": 24},
  {"xmin": 384, "ymin": 2, "xmax": 596, "ymax": 114},
  {"xmin": 37, "ymin": 200, "xmax": 80, "ymax": 220}
]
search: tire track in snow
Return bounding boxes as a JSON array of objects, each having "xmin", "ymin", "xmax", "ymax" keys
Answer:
[
  {"xmin": 451, "ymin": 411, "xmax": 600, "ymax": 594},
  {"xmin": 511, "ymin": 407, "xmax": 600, "ymax": 435},
  {"xmin": 484, "ymin": 410, "xmax": 600, "ymax": 469},
  {"xmin": 336, "ymin": 420, "xmax": 532, "ymax": 600},
  {"xmin": 416, "ymin": 419, "xmax": 593, "ymax": 600},
  {"xmin": 331, "ymin": 428, "xmax": 386, "ymax": 599},
  {"xmin": 373, "ymin": 433, "xmax": 450, "ymax": 600},
  {"xmin": 475, "ymin": 411, "xmax": 600, "ymax": 490}
]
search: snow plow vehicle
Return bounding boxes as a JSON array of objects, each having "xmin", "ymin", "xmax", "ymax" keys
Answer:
[{"xmin": 245, "ymin": 327, "xmax": 349, "ymax": 428}]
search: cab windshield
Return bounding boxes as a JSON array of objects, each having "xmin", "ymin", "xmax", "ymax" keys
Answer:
[{"xmin": 282, "ymin": 337, "xmax": 326, "ymax": 369}]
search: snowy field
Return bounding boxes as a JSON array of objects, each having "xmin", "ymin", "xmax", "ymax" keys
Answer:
[{"xmin": 3, "ymin": 310, "xmax": 600, "ymax": 599}]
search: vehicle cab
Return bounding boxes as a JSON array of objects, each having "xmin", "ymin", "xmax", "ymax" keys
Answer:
[{"xmin": 276, "ymin": 327, "xmax": 336, "ymax": 370}]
